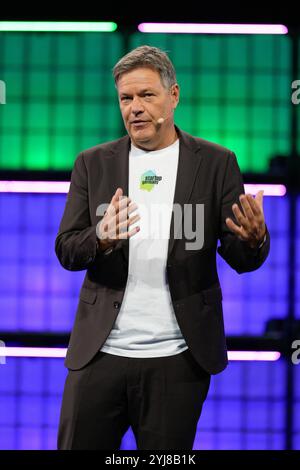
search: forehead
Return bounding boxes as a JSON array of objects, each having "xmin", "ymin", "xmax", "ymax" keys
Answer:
[{"xmin": 117, "ymin": 67, "xmax": 164, "ymax": 92}]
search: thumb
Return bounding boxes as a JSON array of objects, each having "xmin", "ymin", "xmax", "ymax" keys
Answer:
[
  {"xmin": 107, "ymin": 188, "xmax": 123, "ymax": 216},
  {"xmin": 113, "ymin": 187, "xmax": 123, "ymax": 201}
]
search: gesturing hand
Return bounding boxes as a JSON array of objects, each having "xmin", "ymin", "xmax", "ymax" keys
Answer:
[
  {"xmin": 225, "ymin": 190, "xmax": 266, "ymax": 249},
  {"xmin": 96, "ymin": 187, "xmax": 140, "ymax": 251}
]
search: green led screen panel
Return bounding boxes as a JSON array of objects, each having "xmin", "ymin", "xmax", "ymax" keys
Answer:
[
  {"xmin": 131, "ymin": 33, "xmax": 291, "ymax": 172},
  {"xmin": 0, "ymin": 32, "xmax": 293, "ymax": 172},
  {"xmin": 0, "ymin": 32, "xmax": 123, "ymax": 170}
]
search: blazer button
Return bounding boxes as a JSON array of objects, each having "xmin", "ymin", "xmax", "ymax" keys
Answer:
[{"xmin": 114, "ymin": 301, "xmax": 121, "ymax": 309}]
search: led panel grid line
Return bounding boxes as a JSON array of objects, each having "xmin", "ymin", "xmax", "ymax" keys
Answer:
[
  {"xmin": 0, "ymin": 22, "xmax": 118, "ymax": 32},
  {"xmin": 138, "ymin": 23, "xmax": 288, "ymax": 35},
  {"xmin": 0, "ymin": 181, "xmax": 287, "ymax": 195},
  {"xmin": 0, "ymin": 348, "xmax": 281, "ymax": 361}
]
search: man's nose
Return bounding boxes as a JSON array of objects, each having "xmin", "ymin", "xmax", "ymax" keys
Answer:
[{"xmin": 131, "ymin": 96, "xmax": 144, "ymax": 114}]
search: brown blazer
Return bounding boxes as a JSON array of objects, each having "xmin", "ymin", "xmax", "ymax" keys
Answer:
[{"xmin": 55, "ymin": 127, "xmax": 270, "ymax": 374}]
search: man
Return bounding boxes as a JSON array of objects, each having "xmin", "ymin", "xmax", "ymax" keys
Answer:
[{"xmin": 55, "ymin": 45, "xmax": 270, "ymax": 450}]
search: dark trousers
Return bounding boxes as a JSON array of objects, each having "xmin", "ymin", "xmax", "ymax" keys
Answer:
[{"xmin": 57, "ymin": 348, "xmax": 211, "ymax": 450}]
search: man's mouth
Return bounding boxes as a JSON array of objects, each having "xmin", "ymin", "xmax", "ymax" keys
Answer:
[{"xmin": 131, "ymin": 120, "xmax": 149, "ymax": 127}]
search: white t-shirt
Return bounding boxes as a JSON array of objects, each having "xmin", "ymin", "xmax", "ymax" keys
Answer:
[{"xmin": 100, "ymin": 138, "xmax": 188, "ymax": 357}]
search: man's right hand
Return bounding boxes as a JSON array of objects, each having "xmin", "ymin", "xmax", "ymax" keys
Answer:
[{"xmin": 96, "ymin": 187, "xmax": 140, "ymax": 252}]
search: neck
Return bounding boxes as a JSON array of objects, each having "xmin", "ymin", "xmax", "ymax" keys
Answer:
[{"xmin": 132, "ymin": 126, "xmax": 178, "ymax": 151}]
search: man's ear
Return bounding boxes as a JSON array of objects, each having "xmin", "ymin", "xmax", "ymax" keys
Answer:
[{"xmin": 171, "ymin": 83, "xmax": 180, "ymax": 108}]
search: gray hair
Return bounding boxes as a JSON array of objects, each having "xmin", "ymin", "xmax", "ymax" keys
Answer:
[{"xmin": 113, "ymin": 45, "xmax": 177, "ymax": 89}]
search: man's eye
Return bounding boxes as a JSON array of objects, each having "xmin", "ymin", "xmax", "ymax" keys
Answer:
[
  {"xmin": 144, "ymin": 93, "xmax": 153, "ymax": 97},
  {"xmin": 121, "ymin": 97, "xmax": 131, "ymax": 101}
]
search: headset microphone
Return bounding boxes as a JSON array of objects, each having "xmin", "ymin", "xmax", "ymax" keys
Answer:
[{"xmin": 155, "ymin": 109, "xmax": 175, "ymax": 125}]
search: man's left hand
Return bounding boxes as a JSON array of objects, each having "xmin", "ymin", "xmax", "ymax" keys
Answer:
[{"xmin": 225, "ymin": 190, "xmax": 266, "ymax": 249}]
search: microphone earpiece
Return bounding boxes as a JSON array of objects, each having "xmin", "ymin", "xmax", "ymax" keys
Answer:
[{"xmin": 157, "ymin": 117, "xmax": 164, "ymax": 124}]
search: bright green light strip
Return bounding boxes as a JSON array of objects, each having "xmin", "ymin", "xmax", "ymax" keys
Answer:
[{"xmin": 0, "ymin": 21, "xmax": 117, "ymax": 32}]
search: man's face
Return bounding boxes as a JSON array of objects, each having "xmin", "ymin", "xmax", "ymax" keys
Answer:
[{"xmin": 116, "ymin": 67, "xmax": 179, "ymax": 150}]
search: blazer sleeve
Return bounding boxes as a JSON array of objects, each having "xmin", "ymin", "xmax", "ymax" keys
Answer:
[
  {"xmin": 55, "ymin": 152, "xmax": 105, "ymax": 271},
  {"xmin": 217, "ymin": 151, "xmax": 270, "ymax": 274}
]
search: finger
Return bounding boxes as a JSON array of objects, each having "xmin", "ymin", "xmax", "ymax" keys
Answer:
[
  {"xmin": 116, "ymin": 202, "xmax": 129, "ymax": 225},
  {"xmin": 106, "ymin": 204, "xmax": 139, "ymax": 235},
  {"xmin": 117, "ymin": 213, "xmax": 140, "ymax": 234},
  {"xmin": 128, "ymin": 213, "xmax": 141, "ymax": 227},
  {"xmin": 239, "ymin": 194, "xmax": 254, "ymax": 221},
  {"xmin": 110, "ymin": 188, "xmax": 126, "ymax": 211},
  {"xmin": 127, "ymin": 202, "xmax": 138, "ymax": 216},
  {"xmin": 106, "ymin": 202, "xmax": 118, "ymax": 219},
  {"xmin": 246, "ymin": 193, "xmax": 261, "ymax": 217},
  {"xmin": 232, "ymin": 203, "xmax": 249, "ymax": 229},
  {"xmin": 116, "ymin": 199, "xmax": 135, "ymax": 226},
  {"xmin": 106, "ymin": 190, "xmax": 122, "ymax": 217},
  {"xmin": 111, "ymin": 187, "xmax": 123, "ymax": 205},
  {"xmin": 118, "ymin": 202, "xmax": 138, "ymax": 221},
  {"xmin": 107, "ymin": 213, "xmax": 120, "ymax": 236},
  {"xmin": 255, "ymin": 190, "xmax": 264, "ymax": 208},
  {"xmin": 226, "ymin": 217, "xmax": 248, "ymax": 241},
  {"xmin": 107, "ymin": 195, "xmax": 130, "ymax": 219},
  {"xmin": 115, "ymin": 201, "xmax": 139, "ymax": 228},
  {"xmin": 225, "ymin": 217, "xmax": 244, "ymax": 238},
  {"xmin": 116, "ymin": 195, "xmax": 131, "ymax": 211},
  {"xmin": 118, "ymin": 225, "xmax": 140, "ymax": 239},
  {"xmin": 127, "ymin": 225, "xmax": 140, "ymax": 238},
  {"xmin": 114, "ymin": 187, "xmax": 123, "ymax": 199}
]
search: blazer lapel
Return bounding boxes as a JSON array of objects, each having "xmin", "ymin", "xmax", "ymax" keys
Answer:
[
  {"xmin": 104, "ymin": 135, "xmax": 130, "ymax": 263},
  {"xmin": 167, "ymin": 129, "xmax": 204, "ymax": 258}
]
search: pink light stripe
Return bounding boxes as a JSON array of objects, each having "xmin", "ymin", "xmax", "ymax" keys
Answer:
[
  {"xmin": 244, "ymin": 184, "xmax": 286, "ymax": 196},
  {"xmin": 0, "ymin": 181, "xmax": 70, "ymax": 193},
  {"xmin": 138, "ymin": 23, "xmax": 288, "ymax": 35},
  {"xmin": 0, "ymin": 347, "xmax": 67, "ymax": 358},
  {"xmin": 0, "ymin": 181, "xmax": 286, "ymax": 196},
  {"xmin": 0, "ymin": 347, "xmax": 280, "ymax": 361},
  {"xmin": 228, "ymin": 351, "xmax": 281, "ymax": 361}
]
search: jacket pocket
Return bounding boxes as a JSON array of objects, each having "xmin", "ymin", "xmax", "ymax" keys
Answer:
[
  {"xmin": 79, "ymin": 287, "xmax": 97, "ymax": 304},
  {"xmin": 201, "ymin": 286, "xmax": 222, "ymax": 304}
]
